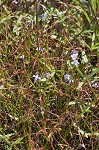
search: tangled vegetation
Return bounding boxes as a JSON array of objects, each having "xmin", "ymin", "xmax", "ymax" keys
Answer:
[{"xmin": 0, "ymin": 0, "xmax": 99, "ymax": 150}]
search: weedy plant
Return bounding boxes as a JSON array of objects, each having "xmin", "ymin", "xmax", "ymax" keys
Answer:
[{"xmin": 0, "ymin": 0, "xmax": 99, "ymax": 150}]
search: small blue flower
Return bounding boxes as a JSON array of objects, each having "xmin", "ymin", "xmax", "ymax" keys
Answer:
[
  {"xmin": 33, "ymin": 74, "xmax": 39, "ymax": 83},
  {"xmin": 67, "ymin": 79, "xmax": 72, "ymax": 85},
  {"xmin": 13, "ymin": 0, "xmax": 18, "ymax": 4},
  {"xmin": 41, "ymin": 14, "xmax": 45, "ymax": 20},
  {"xmin": 64, "ymin": 74, "xmax": 71, "ymax": 80},
  {"xmin": 71, "ymin": 60, "xmax": 79, "ymax": 66},
  {"xmin": 64, "ymin": 74, "xmax": 72, "ymax": 85},
  {"xmin": 71, "ymin": 49, "xmax": 78, "ymax": 60},
  {"xmin": 36, "ymin": 47, "xmax": 43, "ymax": 52},
  {"xmin": 92, "ymin": 82, "xmax": 99, "ymax": 88},
  {"xmin": 45, "ymin": 72, "xmax": 51, "ymax": 78}
]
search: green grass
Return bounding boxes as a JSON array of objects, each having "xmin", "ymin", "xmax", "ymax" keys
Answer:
[{"xmin": 0, "ymin": 0, "xmax": 99, "ymax": 150}]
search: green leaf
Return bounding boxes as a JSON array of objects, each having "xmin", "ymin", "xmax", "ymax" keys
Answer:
[
  {"xmin": 0, "ymin": 133, "xmax": 14, "ymax": 140},
  {"xmin": 76, "ymin": 67, "xmax": 84, "ymax": 78},
  {"xmin": 86, "ymin": 68, "xmax": 99, "ymax": 80},
  {"xmin": 11, "ymin": 137, "xmax": 23, "ymax": 146},
  {"xmin": 82, "ymin": 51, "xmax": 88, "ymax": 64},
  {"xmin": 77, "ymin": 81, "xmax": 84, "ymax": 89},
  {"xmin": 90, "ymin": 42, "xmax": 99, "ymax": 51},
  {"xmin": 73, "ymin": 0, "xmax": 91, "ymax": 23}
]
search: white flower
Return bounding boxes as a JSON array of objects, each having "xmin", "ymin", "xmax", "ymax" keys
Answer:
[
  {"xmin": 19, "ymin": 55, "xmax": 24, "ymax": 60},
  {"xmin": 79, "ymin": 144, "xmax": 85, "ymax": 148}
]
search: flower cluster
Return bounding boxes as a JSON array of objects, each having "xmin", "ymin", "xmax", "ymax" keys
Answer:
[
  {"xmin": 33, "ymin": 72, "xmax": 54, "ymax": 83},
  {"xmin": 71, "ymin": 50, "xmax": 79, "ymax": 67}
]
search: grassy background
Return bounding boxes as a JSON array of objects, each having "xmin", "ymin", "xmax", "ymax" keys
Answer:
[{"xmin": 0, "ymin": 0, "xmax": 99, "ymax": 150}]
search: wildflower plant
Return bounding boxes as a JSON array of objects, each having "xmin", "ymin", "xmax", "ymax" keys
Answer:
[{"xmin": 0, "ymin": 0, "xmax": 99, "ymax": 150}]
